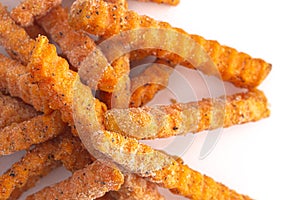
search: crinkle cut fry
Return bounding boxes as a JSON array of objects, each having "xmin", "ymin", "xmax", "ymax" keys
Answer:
[
  {"xmin": 26, "ymin": 160, "xmax": 124, "ymax": 200},
  {"xmin": 0, "ymin": 54, "xmax": 50, "ymax": 113},
  {"xmin": 129, "ymin": 59, "xmax": 174, "ymax": 107},
  {"xmin": 37, "ymin": 5, "xmax": 130, "ymax": 95},
  {"xmin": 10, "ymin": 0, "xmax": 62, "ymax": 27},
  {"xmin": 133, "ymin": 0, "xmax": 180, "ymax": 6},
  {"xmin": 0, "ymin": 137, "xmax": 62, "ymax": 200},
  {"xmin": 0, "ymin": 92, "xmax": 39, "ymax": 129},
  {"xmin": 69, "ymin": 0, "xmax": 271, "ymax": 88},
  {"xmin": 0, "ymin": 4, "xmax": 34, "ymax": 65},
  {"xmin": 29, "ymin": 35, "xmax": 250, "ymax": 200},
  {"xmin": 105, "ymin": 89, "xmax": 270, "ymax": 139},
  {"xmin": 0, "ymin": 110, "xmax": 66, "ymax": 156}
]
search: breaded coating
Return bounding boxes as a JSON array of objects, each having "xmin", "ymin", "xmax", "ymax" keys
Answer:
[
  {"xmin": 149, "ymin": 159, "xmax": 251, "ymax": 200},
  {"xmin": 0, "ymin": 111, "xmax": 66, "ymax": 156},
  {"xmin": 26, "ymin": 160, "xmax": 124, "ymax": 200},
  {"xmin": 130, "ymin": 59, "xmax": 174, "ymax": 107},
  {"xmin": 10, "ymin": 0, "xmax": 62, "ymax": 27},
  {"xmin": 0, "ymin": 54, "xmax": 51, "ymax": 113},
  {"xmin": 0, "ymin": 4, "xmax": 34, "ymax": 65},
  {"xmin": 0, "ymin": 92, "xmax": 39, "ymax": 129},
  {"xmin": 29, "ymin": 35, "xmax": 251, "ymax": 199},
  {"xmin": 37, "ymin": 5, "xmax": 130, "ymax": 94},
  {"xmin": 133, "ymin": 0, "xmax": 179, "ymax": 6},
  {"xmin": 69, "ymin": 0, "xmax": 271, "ymax": 88},
  {"xmin": 110, "ymin": 174, "xmax": 165, "ymax": 200},
  {"xmin": 105, "ymin": 89, "xmax": 270, "ymax": 139},
  {"xmin": 0, "ymin": 138, "xmax": 61, "ymax": 200}
]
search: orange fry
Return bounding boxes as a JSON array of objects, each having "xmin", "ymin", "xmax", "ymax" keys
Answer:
[
  {"xmin": 0, "ymin": 92, "xmax": 39, "ymax": 129},
  {"xmin": 0, "ymin": 4, "xmax": 34, "ymax": 65},
  {"xmin": 10, "ymin": 0, "xmax": 62, "ymax": 27},
  {"xmin": 133, "ymin": 0, "xmax": 180, "ymax": 6},
  {"xmin": 0, "ymin": 111, "xmax": 66, "ymax": 156},
  {"xmin": 29, "ymin": 35, "xmax": 251, "ymax": 199},
  {"xmin": 105, "ymin": 89, "xmax": 270, "ymax": 139},
  {"xmin": 26, "ymin": 160, "xmax": 124, "ymax": 200},
  {"xmin": 0, "ymin": 54, "xmax": 50, "ymax": 113},
  {"xmin": 130, "ymin": 59, "xmax": 174, "ymax": 107},
  {"xmin": 0, "ymin": 138, "xmax": 61, "ymax": 200},
  {"xmin": 110, "ymin": 174, "xmax": 165, "ymax": 200},
  {"xmin": 69, "ymin": 0, "xmax": 271, "ymax": 88}
]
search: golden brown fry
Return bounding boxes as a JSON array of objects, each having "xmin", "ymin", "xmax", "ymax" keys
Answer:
[
  {"xmin": 69, "ymin": 0, "xmax": 271, "ymax": 88},
  {"xmin": 133, "ymin": 0, "xmax": 179, "ymax": 6},
  {"xmin": 110, "ymin": 174, "xmax": 165, "ymax": 200},
  {"xmin": 0, "ymin": 111, "xmax": 66, "ymax": 156},
  {"xmin": 10, "ymin": 0, "xmax": 62, "ymax": 27},
  {"xmin": 0, "ymin": 138, "xmax": 61, "ymax": 200},
  {"xmin": 0, "ymin": 92, "xmax": 39, "ymax": 129},
  {"xmin": 0, "ymin": 4, "xmax": 34, "ymax": 65},
  {"xmin": 0, "ymin": 54, "xmax": 51, "ymax": 113},
  {"xmin": 26, "ymin": 160, "xmax": 124, "ymax": 200},
  {"xmin": 29, "ymin": 35, "xmax": 251, "ymax": 199},
  {"xmin": 130, "ymin": 59, "xmax": 174, "ymax": 107},
  {"xmin": 105, "ymin": 89, "xmax": 270, "ymax": 139}
]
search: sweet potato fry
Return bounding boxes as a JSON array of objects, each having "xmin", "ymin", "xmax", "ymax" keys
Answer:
[
  {"xmin": 109, "ymin": 174, "xmax": 165, "ymax": 200},
  {"xmin": 0, "ymin": 138, "xmax": 61, "ymax": 200},
  {"xmin": 29, "ymin": 35, "xmax": 251, "ymax": 199},
  {"xmin": 0, "ymin": 4, "xmax": 34, "ymax": 65},
  {"xmin": 10, "ymin": 0, "xmax": 62, "ymax": 27},
  {"xmin": 69, "ymin": 0, "xmax": 271, "ymax": 88},
  {"xmin": 26, "ymin": 160, "xmax": 124, "ymax": 200},
  {"xmin": 130, "ymin": 59, "xmax": 174, "ymax": 107},
  {"xmin": 133, "ymin": 0, "xmax": 180, "ymax": 6},
  {"xmin": 0, "ymin": 110, "xmax": 66, "ymax": 156},
  {"xmin": 0, "ymin": 92, "xmax": 39, "ymax": 129},
  {"xmin": 105, "ymin": 89, "xmax": 270, "ymax": 139},
  {"xmin": 0, "ymin": 54, "xmax": 50, "ymax": 113}
]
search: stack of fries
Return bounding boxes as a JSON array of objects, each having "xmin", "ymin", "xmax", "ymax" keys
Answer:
[{"xmin": 0, "ymin": 0, "xmax": 271, "ymax": 199}]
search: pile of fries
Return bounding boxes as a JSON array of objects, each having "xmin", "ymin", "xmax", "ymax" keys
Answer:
[{"xmin": 0, "ymin": 0, "xmax": 271, "ymax": 199}]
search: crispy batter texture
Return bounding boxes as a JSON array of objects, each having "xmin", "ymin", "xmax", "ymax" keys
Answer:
[
  {"xmin": 0, "ymin": 138, "xmax": 61, "ymax": 200},
  {"xmin": 110, "ymin": 174, "xmax": 165, "ymax": 200},
  {"xmin": 0, "ymin": 4, "xmax": 34, "ymax": 65},
  {"xmin": 133, "ymin": 0, "xmax": 179, "ymax": 6},
  {"xmin": 105, "ymin": 89, "xmax": 270, "ymax": 139},
  {"xmin": 37, "ymin": 5, "xmax": 130, "ymax": 94},
  {"xmin": 69, "ymin": 0, "xmax": 271, "ymax": 88},
  {"xmin": 0, "ymin": 111, "xmax": 66, "ymax": 156},
  {"xmin": 130, "ymin": 59, "xmax": 174, "ymax": 107},
  {"xmin": 0, "ymin": 92, "xmax": 39, "ymax": 129},
  {"xmin": 26, "ymin": 160, "xmax": 124, "ymax": 200},
  {"xmin": 10, "ymin": 0, "xmax": 62, "ymax": 27},
  {"xmin": 29, "ymin": 35, "xmax": 251, "ymax": 199},
  {"xmin": 0, "ymin": 54, "xmax": 51, "ymax": 113}
]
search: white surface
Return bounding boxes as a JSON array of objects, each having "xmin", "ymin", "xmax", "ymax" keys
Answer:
[{"xmin": 1, "ymin": 0, "xmax": 300, "ymax": 199}]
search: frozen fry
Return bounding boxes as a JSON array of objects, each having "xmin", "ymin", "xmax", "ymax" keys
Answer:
[
  {"xmin": 0, "ymin": 111, "xmax": 66, "ymax": 156},
  {"xmin": 133, "ymin": 0, "xmax": 179, "ymax": 6},
  {"xmin": 10, "ymin": 0, "xmax": 62, "ymax": 27},
  {"xmin": 0, "ymin": 54, "xmax": 51, "ymax": 113},
  {"xmin": 69, "ymin": 0, "xmax": 271, "ymax": 88},
  {"xmin": 26, "ymin": 160, "xmax": 124, "ymax": 200},
  {"xmin": 0, "ymin": 138, "xmax": 61, "ymax": 200},
  {"xmin": 105, "ymin": 89, "xmax": 270, "ymax": 139},
  {"xmin": 130, "ymin": 59, "xmax": 174, "ymax": 107},
  {"xmin": 0, "ymin": 4, "xmax": 34, "ymax": 65},
  {"xmin": 0, "ymin": 92, "xmax": 39, "ymax": 129}
]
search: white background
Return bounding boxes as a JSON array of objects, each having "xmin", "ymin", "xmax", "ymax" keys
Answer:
[{"xmin": 1, "ymin": 0, "xmax": 300, "ymax": 199}]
